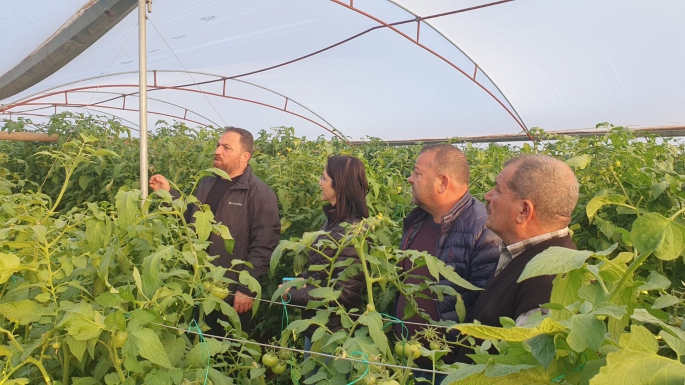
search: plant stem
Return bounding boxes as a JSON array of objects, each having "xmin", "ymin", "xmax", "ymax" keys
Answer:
[
  {"xmin": 608, "ymin": 249, "xmax": 649, "ymax": 303},
  {"xmin": 355, "ymin": 226, "xmax": 375, "ymax": 311},
  {"xmin": 62, "ymin": 343, "xmax": 70, "ymax": 385},
  {"xmin": 25, "ymin": 357, "xmax": 52, "ymax": 385},
  {"xmin": 44, "ymin": 140, "xmax": 87, "ymax": 221},
  {"xmin": 0, "ymin": 327, "xmax": 24, "ymax": 351},
  {"xmin": 669, "ymin": 207, "xmax": 685, "ymax": 221},
  {"xmin": 610, "ymin": 168, "xmax": 638, "ymax": 215},
  {"xmin": 110, "ymin": 344, "xmax": 127, "ymax": 383},
  {"xmin": 42, "ymin": 243, "xmax": 60, "ymax": 310}
]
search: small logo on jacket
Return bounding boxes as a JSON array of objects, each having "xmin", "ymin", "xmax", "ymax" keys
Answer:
[{"xmin": 228, "ymin": 202, "xmax": 243, "ymax": 206}]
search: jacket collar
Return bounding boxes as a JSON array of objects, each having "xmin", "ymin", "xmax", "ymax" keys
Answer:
[
  {"xmin": 224, "ymin": 164, "xmax": 253, "ymax": 190},
  {"xmin": 403, "ymin": 191, "xmax": 474, "ymax": 232},
  {"xmin": 323, "ymin": 203, "xmax": 336, "ymax": 222},
  {"xmin": 322, "ymin": 203, "xmax": 363, "ymax": 226}
]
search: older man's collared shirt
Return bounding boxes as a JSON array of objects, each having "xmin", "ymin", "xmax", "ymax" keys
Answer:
[{"xmin": 493, "ymin": 228, "xmax": 569, "ymax": 277}]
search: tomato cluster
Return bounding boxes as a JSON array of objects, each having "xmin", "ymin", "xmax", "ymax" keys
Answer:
[
  {"xmin": 394, "ymin": 341, "xmax": 421, "ymax": 360},
  {"xmin": 202, "ymin": 281, "xmax": 229, "ymax": 300},
  {"xmin": 262, "ymin": 352, "xmax": 288, "ymax": 374}
]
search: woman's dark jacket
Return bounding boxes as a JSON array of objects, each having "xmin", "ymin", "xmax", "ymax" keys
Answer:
[
  {"xmin": 399, "ymin": 192, "xmax": 500, "ymax": 322},
  {"xmin": 288, "ymin": 205, "xmax": 365, "ymax": 337}
]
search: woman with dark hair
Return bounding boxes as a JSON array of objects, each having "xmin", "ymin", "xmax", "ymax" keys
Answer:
[{"xmin": 286, "ymin": 155, "xmax": 369, "ymax": 351}]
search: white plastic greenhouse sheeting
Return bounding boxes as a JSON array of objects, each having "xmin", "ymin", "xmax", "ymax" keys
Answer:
[{"xmin": 1, "ymin": 0, "xmax": 685, "ymax": 140}]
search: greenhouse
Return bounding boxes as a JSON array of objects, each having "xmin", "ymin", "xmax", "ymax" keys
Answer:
[{"xmin": 1, "ymin": 1, "xmax": 684, "ymax": 384}]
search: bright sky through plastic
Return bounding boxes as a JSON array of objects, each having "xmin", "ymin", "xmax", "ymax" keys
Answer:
[{"xmin": 1, "ymin": 0, "xmax": 684, "ymax": 140}]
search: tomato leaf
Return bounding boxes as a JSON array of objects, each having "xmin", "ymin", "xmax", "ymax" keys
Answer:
[
  {"xmin": 566, "ymin": 154, "xmax": 592, "ymax": 169},
  {"xmin": 651, "ymin": 294, "xmax": 681, "ymax": 309},
  {"xmin": 142, "ymin": 245, "xmax": 173, "ymax": 299},
  {"xmin": 631, "ymin": 213, "xmax": 685, "ymax": 261},
  {"xmin": 590, "ymin": 327, "xmax": 685, "ymax": 384},
  {"xmin": 115, "ymin": 188, "xmax": 141, "ymax": 229},
  {"xmin": 454, "ymin": 318, "xmax": 566, "ymax": 342},
  {"xmin": 638, "ymin": 271, "xmax": 671, "ymax": 291},
  {"xmin": 518, "ymin": 247, "xmax": 593, "ymax": 283},
  {"xmin": 0, "ymin": 300, "xmax": 50, "ymax": 325},
  {"xmin": 357, "ymin": 311, "xmax": 390, "ymax": 357},
  {"xmin": 586, "ymin": 195, "xmax": 632, "ymax": 222},
  {"xmin": 528, "ymin": 334, "xmax": 555, "ymax": 369},
  {"xmin": 130, "ymin": 327, "xmax": 173, "ymax": 369},
  {"xmin": 67, "ymin": 335, "xmax": 87, "ymax": 362},
  {"xmin": 193, "ymin": 209, "xmax": 213, "ymax": 241},
  {"xmin": 566, "ymin": 314, "xmax": 605, "ymax": 352},
  {"xmin": 0, "ymin": 252, "xmax": 31, "ymax": 284}
]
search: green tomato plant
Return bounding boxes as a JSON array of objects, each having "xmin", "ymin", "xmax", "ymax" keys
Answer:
[
  {"xmin": 0, "ymin": 133, "xmax": 264, "ymax": 384},
  {"xmin": 3, "ymin": 115, "xmax": 685, "ymax": 384}
]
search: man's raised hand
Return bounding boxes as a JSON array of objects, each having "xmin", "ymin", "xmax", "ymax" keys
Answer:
[{"xmin": 149, "ymin": 174, "xmax": 170, "ymax": 192}]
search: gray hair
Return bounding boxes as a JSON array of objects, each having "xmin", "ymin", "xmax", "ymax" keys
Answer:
[
  {"xmin": 420, "ymin": 144, "xmax": 470, "ymax": 184},
  {"xmin": 504, "ymin": 155, "xmax": 579, "ymax": 226},
  {"xmin": 223, "ymin": 126, "xmax": 254, "ymax": 155}
]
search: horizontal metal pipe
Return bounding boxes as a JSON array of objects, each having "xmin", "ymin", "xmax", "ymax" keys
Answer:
[
  {"xmin": 349, "ymin": 126, "xmax": 685, "ymax": 146},
  {"xmin": 0, "ymin": 132, "xmax": 59, "ymax": 142}
]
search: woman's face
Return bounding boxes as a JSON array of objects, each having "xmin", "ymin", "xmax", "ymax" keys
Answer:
[{"xmin": 319, "ymin": 169, "xmax": 337, "ymax": 206}]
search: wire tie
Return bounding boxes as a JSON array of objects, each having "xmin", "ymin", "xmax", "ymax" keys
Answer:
[{"xmin": 188, "ymin": 319, "xmax": 210, "ymax": 385}]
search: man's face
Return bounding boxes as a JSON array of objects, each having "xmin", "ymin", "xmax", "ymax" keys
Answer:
[
  {"xmin": 407, "ymin": 151, "xmax": 439, "ymax": 210},
  {"xmin": 213, "ymin": 132, "xmax": 247, "ymax": 175},
  {"xmin": 484, "ymin": 163, "xmax": 520, "ymax": 240}
]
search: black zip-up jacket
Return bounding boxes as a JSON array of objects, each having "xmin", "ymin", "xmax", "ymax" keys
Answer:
[
  {"xmin": 174, "ymin": 165, "xmax": 281, "ymax": 295},
  {"xmin": 288, "ymin": 205, "xmax": 365, "ymax": 337},
  {"xmin": 399, "ymin": 192, "xmax": 500, "ymax": 322}
]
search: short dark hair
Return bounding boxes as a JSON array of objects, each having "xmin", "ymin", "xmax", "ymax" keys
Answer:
[
  {"xmin": 326, "ymin": 155, "xmax": 369, "ymax": 222},
  {"xmin": 503, "ymin": 155, "xmax": 579, "ymax": 226},
  {"xmin": 224, "ymin": 126, "xmax": 254, "ymax": 155},
  {"xmin": 420, "ymin": 144, "xmax": 470, "ymax": 184}
]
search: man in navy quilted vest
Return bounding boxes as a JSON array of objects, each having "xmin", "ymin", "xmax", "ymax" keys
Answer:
[{"xmin": 395, "ymin": 144, "xmax": 500, "ymax": 373}]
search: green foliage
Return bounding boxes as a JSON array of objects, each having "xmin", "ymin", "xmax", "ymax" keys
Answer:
[
  {"xmin": 0, "ymin": 133, "xmax": 257, "ymax": 384},
  {"xmin": 2, "ymin": 116, "xmax": 685, "ymax": 384}
]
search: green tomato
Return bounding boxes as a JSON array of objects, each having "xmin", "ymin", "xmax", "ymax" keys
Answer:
[
  {"xmin": 262, "ymin": 353, "xmax": 279, "ymax": 367},
  {"xmin": 614, "ymin": 160, "xmax": 621, "ymax": 167},
  {"xmin": 114, "ymin": 331, "xmax": 129, "ymax": 348},
  {"xmin": 404, "ymin": 343, "xmax": 421, "ymax": 360},
  {"xmin": 379, "ymin": 380, "xmax": 400, "ymax": 385},
  {"xmin": 52, "ymin": 341, "xmax": 61, "ymax": 350},
  {"xmin": 429, "ymin": 341, "xmax": 441, "ymax": 350},
  {"xmin": 394, "ymin": 342, "xmax": 421, "ymax": 359},
  {"xmin": 210, "ymin": 286, "xmax": 229, "ymax": 300},
  {"xmin": 394, "ymin": 342, "xmax": 405, "ymax": 356},
  {"xmin": 596, "ymin": 315, "xmax": 607, "ymax": 321},
  {"xmin": 202, "ymin": 281, "xmax": 212, "ymax": 291},
  {"xmin": 271, "ymin": 362, "xmax": 287, "ymax": 374},
  {"xmin": 278, "ymin": 349, "xmax": 291, "ymax": 360},
  {"xmin": 364, "ymin": 376, "xmax": 377, "ymax": 385}
]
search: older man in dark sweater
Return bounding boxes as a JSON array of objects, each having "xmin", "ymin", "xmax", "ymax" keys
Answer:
[{"xmin": 456, "ymin": 154, "xmax": 579, "ymax": 363}]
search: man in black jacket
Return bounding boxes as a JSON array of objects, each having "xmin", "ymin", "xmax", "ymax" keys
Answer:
[
  {"xmin": 150, "ymin": 127, "xmax": 281, "ymax": 333},
  {"xmin": 395, "ymin": 144, "xmax": 500, "ymax": 373},
  {"xmin": 456, "ymin": 154, "xmax": 579, "ymax": 363}
]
